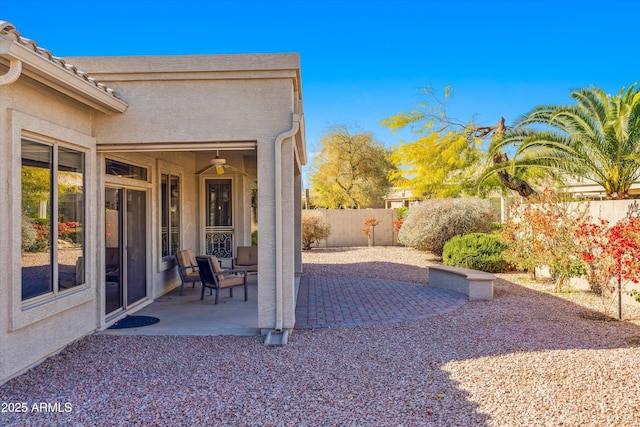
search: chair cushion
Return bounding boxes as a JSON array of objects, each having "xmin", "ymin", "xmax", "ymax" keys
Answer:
[
  {"xmin": 176, "ymin": 249, "xmax": 198, "ymax": 275},
  {"xmin": 236, "ymin": 246, "xmax": 258, "ymax": 269},
  {"xmin": 219, "ymin": 275, "xmax": 245, "ymax": 288},
  {"xmin": 206, "ymin": 255, "xmax": 225, "ymax": 281},
  {"xmin": 238, "ymin": 264, "xmax": 258, "ymax": 272},
  {"xmin": 183, "ymin": 272, "xmax": 201, "ymax": 282}
]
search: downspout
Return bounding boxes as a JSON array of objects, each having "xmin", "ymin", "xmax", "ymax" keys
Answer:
[
  {"xmin": 0, "ymin": 58, "xmax": 22, "ymax": 86},
  {"xmin": 0, "ymin": 21, "xmax": 23, "ymax": 86},
  {"xmin": 274, "ymin": 113, "xmax": 302, "ymax": 332}
]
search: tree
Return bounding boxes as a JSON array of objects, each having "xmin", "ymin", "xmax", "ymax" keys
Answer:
[
  {"xmin": 481, "ymin": 118, "xmax": 537, "ymax": 197},
  {"xmin": 382, "ymin": 86, "xmax": 539, "ymax": 198},
  {"xmin": 21, "ymin": 165, "xmax": 50, "ymax": 218},
  {"xmin": 486, "ymin": 83, "xmax": 640, "ymax": 200},
  {"xmin": 309, "ymin": 125, "xmax": 394, "ymax": 208}
]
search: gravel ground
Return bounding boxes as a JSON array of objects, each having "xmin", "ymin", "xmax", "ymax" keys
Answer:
[{"xmin": 2, "ymin": 246, "xmax": 640, "ymax": 426}]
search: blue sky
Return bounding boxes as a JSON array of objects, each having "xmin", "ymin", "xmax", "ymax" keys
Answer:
[{"xmin": 2, "ymin": 0, "xmax": 639, "ymax": 175}]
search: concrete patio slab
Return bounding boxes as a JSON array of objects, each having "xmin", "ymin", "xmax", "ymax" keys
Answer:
[{"xmin": 98, "ymin": 275, "xmax": 259, "ymax": 336}]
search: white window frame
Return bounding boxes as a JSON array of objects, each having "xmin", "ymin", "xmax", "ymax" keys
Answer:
[
  {"xmin": 20, "ymin": 138, "xmax": 87, "ymax": 305},
  {"xmin": 9, "ymin": 111, "xmax": 95, "ymax": 331},
  {"xmin": 157, "ymin": 159, "xmax": 184, "ymax": 271}
]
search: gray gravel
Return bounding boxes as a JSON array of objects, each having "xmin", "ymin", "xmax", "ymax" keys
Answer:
[{"xmin": 2, "ymin": 246, "xmax": 640, "ymax": 426}]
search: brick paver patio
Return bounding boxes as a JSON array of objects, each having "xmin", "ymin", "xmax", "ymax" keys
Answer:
[{"xmin": 295, "ymin": 275, "xmax": 468, "ymax": 329}]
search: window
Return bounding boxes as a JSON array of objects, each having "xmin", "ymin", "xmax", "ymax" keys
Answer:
[
  {"xmin": 105, "ymin": 158, "xmax": 148, "ymax": 181},
  {"xmin": 21, "ymin": 139, "xmax": 85, "ymax": 301},
  {"xmin": 161, "ymin": 173, "xmax": 181, "ymax": 256},
  {"xmin": 206, "ymin": 179, "xmax": 232, "ymax": 227}
]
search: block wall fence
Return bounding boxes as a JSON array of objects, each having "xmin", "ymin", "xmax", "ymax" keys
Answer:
[
  {"xmin": 311, "ymin": 208, "xmax": 399, "ymax": 247},
  {"xmin": 314, "ymin": 198, "xmax": 640, "ymax": 248}
]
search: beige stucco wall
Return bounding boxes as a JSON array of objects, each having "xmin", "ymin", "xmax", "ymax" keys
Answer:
[
  {"xmin": 68, "ymin": 55, "xmax": 299, "ymax": 145},
  {"xmin": 70, "ymin": 54, "xmax": 304, "ymax": 334},
  {"xmin": 0, "ymin": 74, "xmax": 100, "ymax": 384},
  {"xmin": 1, "ymin": 52, "xmax": 305, "ymax": 384}
]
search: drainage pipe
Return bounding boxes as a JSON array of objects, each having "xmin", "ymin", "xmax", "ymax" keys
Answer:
[
  {"xmin": 0, "ymin": 21, "xmax": 23, "ymax": 86},
  {"xmin": 0, "ymin": 58, "xmax": 22, "ymax": 86},
  {"xmin": 274, "ymin": 113, "xmax": 302, "ymax": 332}
]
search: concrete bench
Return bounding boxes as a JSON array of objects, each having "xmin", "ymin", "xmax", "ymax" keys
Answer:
[{"xmin": 428, "ymin": 266, "xmax": 494, "ymax": 301}]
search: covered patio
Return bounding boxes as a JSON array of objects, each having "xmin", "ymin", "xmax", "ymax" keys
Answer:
[
  {"xmin": 100, "ymin": 275, "xmax": 261, "ymax": 337},
  {"xmin": 97, "ymin": 247, "xmax": 469, "ymax": 337}
]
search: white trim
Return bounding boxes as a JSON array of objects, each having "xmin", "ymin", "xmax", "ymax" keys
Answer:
[
  {"xmin": 157, "ymin": 158, "xmax": 185, "ymax": 272},
  {"xmin": 103, "ymin": 184, "xmax": 151, "ymax": 318}
]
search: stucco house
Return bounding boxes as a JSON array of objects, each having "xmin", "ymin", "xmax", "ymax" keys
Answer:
[{"xmin": 0, "ymin": 21, "xmax": 306, "ymax": 384}]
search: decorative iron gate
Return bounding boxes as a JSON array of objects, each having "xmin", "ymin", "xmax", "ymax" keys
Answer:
[{"xmin": 206, "ymin": 227, "xmax": 234, "ymax": 258}]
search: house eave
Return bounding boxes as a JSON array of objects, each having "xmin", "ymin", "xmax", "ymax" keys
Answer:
[{"xmin": 0, "ymin": 39, "xmax": 128, "ymax": 114}]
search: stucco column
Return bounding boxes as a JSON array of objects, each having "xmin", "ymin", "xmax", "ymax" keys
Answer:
[
  {"xmin": 280, "ymin": 136, "xmax": 296, "ymax": 329},
  {"xmin": 257, "ymin": 136, "xmax": 276, "ymax": 331},
  {"xmin": 257, "ymin": 119, "xmax": 300, "ymax": 333},
  {"xmin": 294, "ymin": 171, "xmax": 303, "ymax": 276}
]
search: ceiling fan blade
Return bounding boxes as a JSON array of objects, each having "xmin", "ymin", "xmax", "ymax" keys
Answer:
[
  {"xmin": 195, "ymin": 164, "xmax": 216, "ymax": 175},
  {"xmin": 225, "ymin": 165, "xmax": 248, "ymax": 176}
]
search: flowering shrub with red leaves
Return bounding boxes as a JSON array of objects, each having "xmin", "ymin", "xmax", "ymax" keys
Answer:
[
  {"xmin": 393, "ymin": 220, "xmax": 403, "ymax": 233},
  {"xmin": 605, "ymin": 218, "xmax": 640, "ymax": 283},
  {"xmin": 577, "ymin": 217, "xmax": 640, "ymax": 316},
  {"xmin": 363, "ymin": 216, "xmax": 381, "ymax": 228},
  {"xmin": 363, "ymin": 216, "xmax": 381, "ymax": 245},
  {"xmin": 576, "ymin": 219, "xmax": 613, "ymax": 295},
  {"xmin": 501, "ymin": 189, "xmax": 589, "ymax": 292},
  {"xmin": 578, "ymin": 218, "xmax": 640, "ymax": 288}
]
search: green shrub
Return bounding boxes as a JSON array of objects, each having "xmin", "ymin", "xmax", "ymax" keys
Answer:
[
  {"xmin": 251, "ymin": 230, "xmax": 258, "ymax": 246},
  {"xmin": 302, "ymin": 211, "xmax": 331, "ymax": 250},
  {"xmin": 398, "ymin": 198, "xmax": 497, "ymax": 255},
  {"xmin": 396, "ymin": 207, "xmax": 409, "ymax": 220},
  {"xmin": 442, "ymin": 233, "xmax": 510, "ymax": 273}
]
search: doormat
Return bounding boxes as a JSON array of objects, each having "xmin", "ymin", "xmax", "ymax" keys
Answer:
[{"xmin": 108, "ymin": 315, "xmax": 160, "ymax": 329}]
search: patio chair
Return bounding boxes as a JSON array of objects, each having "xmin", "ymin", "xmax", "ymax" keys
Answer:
[
  {"xmin": 175, "ymin": 249, "xmax": 201, "ymax": 296},
  {"xmin": 196, "ymin": 255, "xmax": 248, "ymax": 304},
  {"xmin": 232, "ymin": 246, "xmax": 258, "ymax": 273}
]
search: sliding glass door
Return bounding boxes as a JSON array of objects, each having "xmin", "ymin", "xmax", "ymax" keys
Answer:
[{"xmin": 105, "ymin": 187, "xmax": 147, "ymax": 315}]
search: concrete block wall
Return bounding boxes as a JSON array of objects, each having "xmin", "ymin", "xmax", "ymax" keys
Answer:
[{"xmin": 314, "ymin": 208, "xmax": 399, "ymax": 247}]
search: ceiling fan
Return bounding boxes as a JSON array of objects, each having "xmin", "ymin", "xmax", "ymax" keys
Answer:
[{"xmin": 196, "ymin": 151, "xmax": 247, "ymax": 175}]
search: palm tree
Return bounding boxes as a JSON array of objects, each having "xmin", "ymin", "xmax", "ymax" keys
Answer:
[{"xmin": 485, "ymin": 83, "xmax": 640, "ymax": 199}]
